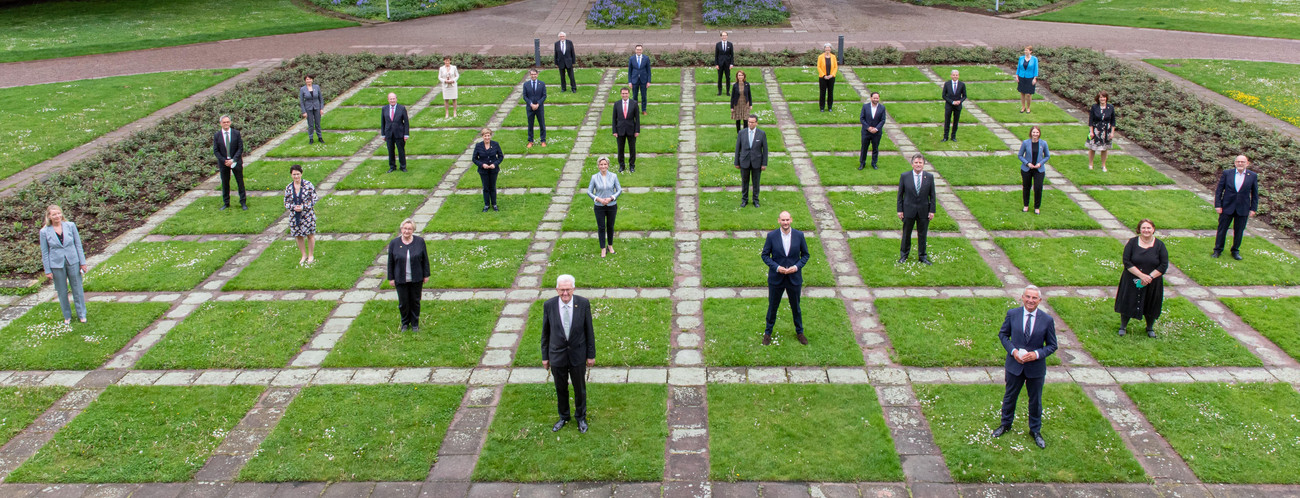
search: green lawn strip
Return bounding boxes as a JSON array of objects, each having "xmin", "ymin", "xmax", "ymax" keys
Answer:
[
  {"xmin": 505, "ymin": 104, "xmax": 591, "ymax": 128},
  {"xmin": 813, "ymin": 155, "xmax": 911, "ymax": 186},
  {"xmin": 968, "ymin": 84, "xmax": 1041, "ymax": 101},
  {"xmin": 1163, "ymin": 237, "xmax": 1300, "ymax": 286},
  {"xmin": 1087, "ymin": 189, "xmax": 1216, "ymax": 230},
  {"xmin": 453, "ymin": 86, "xmax": 515, "ymax": 105},
  {"xmin": 543, "ymin": 238, "xmax": 674, "ymax": 288},
  {"xmin": 1051, "ymin": 155, "xmax": 1171, "ymax": 186},
  {"xmin": 0, "ymin": 69, "xmax": 244, "ymax": 180},
  {"xmin": 995, "ymin": 236, "xmax": 1124, "ymax": 287},
  {"xmin": 697, "ymin": 155, "xmax": 798, "ymax": 186},
  {"xmin": 798, "ymin": 126, "xmax": 898, "ymax": 152},
  {"xmin": 615, "ymin": 68, "xmax": 685, "ymax": 84},
  {"xmin": 474, "ymin": 384, "xmax": 666, "ymax": 481},
  {"xmin": 694, "ymin": 67, "xmax": 755, "ymax": 83},
  {"xmin": 319, "ymin": 107, "xmax": 377, "ymax": 130},
  {"xmin": 561, "ymin": 193, "xmax": 676, "ymax": 231},
  {"xmin": 902, "ymin": 125, "xmax": 1006, "ymax": 152},
  {"xmin": 418, "ymin": 239, "xmax": 530, "ymax": 289},
  {"xmin": 917, "ymin": 383, "xmax": 1146, "ymax": 483},
  {"xmin": 536, "ymin": 87, "xmax": 599, "ymax": 105},
  {"xmin": 698, "ymin": 191, "xmax": 812, "ymax": 231},
  {"xmin": 849, "ymin": 237, "xmax": 999, "ymax": 287},
  {"xmin": 611, "ymin": 85, "xmax": 682, "ymax": 103},
  {"xmin": 0, "ymin": 302, "xmax": 169, "ymax": 370},
  {"xmin": 223, "ymin": 240, "xmax": 384, "ymax": 291},
  {"xmin": 979, "ymin": 102, "xmax": 1078, "ymax": 124},
  {"xmin": 1006, "ymin": 124, "xmax": 1111, "ymax": 151},
  {"xmin": 1125, "ymin": 382, "xmax": 1300, "ymax": 483},
  {"xmin": 458, "ymin": 158, "xmax": 566, "ymax": 189},
  {"xmin": 426, "ymin": 194, "xmax": 551, "ymax": 232},
  {"xmin": 409, "ymin": 105, "xmax": 495, "ymax": 129},
  {"xmin": 771, "ymin": 67, "xmax": 823, "ymax": 82},
  {"xmin": 826, "ymin": 191, "xmax": 959, "ymax": 231},
  {"xmin": 1222, "ymin": 297, "xmax": 1300, "ymax": 362},
  {"xmin": 323, "ymin": 300, "xmax": 502, "ymax": 367},
  {"xmin": 342, "ymin": 87, "xmax": 430, "ymax": 107},
  {"xmin": 85, "ymin": 240, "xmax": 246, "ymax": 292},
  {"xmin": 515, "ymin": 298, "xmax": 672, "ymax": 367},
  {"xmin": 315, "ymin": 194, "xmax": 423, "ymax": 233},
  {"xmin": 491, "ymin": 129, "xmax": 577, "ymax": 155},
  {"xmin": 0, "ymin": 388, "xmax": 67, "ymax": 446},
  {"xmin": 695, "ymin": 84, "xmax": 766, "ymax": 103},
  {"xmin": 709, "ymin": 384, "xmax": 901, "ymax": 481},
  {"xmin": 7, "ymin": 385, "xmax": 264, "ymax": 483},
  {"xmin": 872, "ymin": 83, "xmax": 941, "ymax": 102},
  {"xmin": 696, "ymin": 103, "xmax": 773, "ymax": 125},
  {"xmin": 1051, "ymin": 297, "xmax": 1259, "ymax": 367},
  {"xmin": 460, "ymin": 69, "xmax": 531, "ymax": 86},
  {"xmin": 600, "ymin": 103, "xmax": 681, "ymax": 126},
  {"xmin": 778, "ymin": 82, "xmax": 860, "ymax": 103},
  {"xmin": 152, "ymin": 196, "xmax": 282, "ymax": 235},
  {"xmin": 337, "ymin": 159, "xmax": 452, "ymax": 189},
  {"xmin": 700, "ymin": 237, "xmax": 835, "ymax": 287},
  {"xmin": 239, "ymin": 384, "xmax": 464, "ymax": 482},
  {"xmin": 266, "ymin": 132, "xmax": 372, "ymax": 158},
  {"xmin": 579, "ymin": 155, "xmax": 678, "ymax": 187},
  {"xmin": 878, "ymin": 297, "xmax": 1055, "ymax": 367},
  {"xmin": 371, "ymin": 70, "xmax": 440, "ymax": 87},
  {"xmin": 930, "ymin": 65, "xmax": 1017, "ymax": 82},
  {"xmin": 885, "ymin": 103, "xmax": 980, "ymax": 124},
  {"xmin": 702, "ymin": 297, "xmax": 862, "ymax": 366},
  {"xmin": 591, "ymin": 127, "xmax": 680, "ymax": 154},
  {"xmin": 242, "ymin": 160, "xmax": 343, "ymax": 191},
  {"xmin": 400, "ymin": 130, "xmax": 480, "ymax": 155},
  {"xmin": 928, "ymin": 155, "xmax": 1022, "ymax": 186},
  {"xmin": 854, "ymin": 67, "xmax": 930, "ymax": 83},
  {"xmin": 958, "ymin": 190, "xmax": 1102, "ymax": 230},
  {"xmin": 1146, "ymin": 59, "xmax": 1300, "ymax": 126},
  {"xmin": 137, "ymin": 301, "xmax": 335, "ymax": 370},
  {"xmin": 697, "ymin": 126, "xmax": 786, "ymax": 153},
  {"xmin": 787, "ymin": 103, "xmax": 861, "ymax": 125},
  {"xmin": 1030, "ymin": 0, "xmax": 1300, "ymax": 40}
]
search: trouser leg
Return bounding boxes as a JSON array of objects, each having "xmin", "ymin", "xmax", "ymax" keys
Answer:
[
  {"xmin": 479, "ymin": 170, "xmax": 492, "ymax": 206},
  {"xmin": 396, "ymin": 282, "xmax": 412, "ymax": 327},
  {"xmin": 1021, "ymin": 170, "xmax": 1033, "ymax": 207},
  {"xmin": 232, "ymin": 166, "xmax": 246, "ymax": 204},
  {"xmin": 1032, "ymin": 172, "xmax": 1044, "ymax": 209},
  {"xmin": 915, "ymin": 216, "xmax": 930, "ymax": 257},
  {"xmin": 51, "ymin": 267, "xmax": 73, "ymax": 320},
  {"xmin": 900, "ymin": 217, "xmax": 915, "ymax": 256},
  {"xmin": 1230, "ymin": 215, "xmax": 1248, "ymax": 252},
  {"xmin": 617, "ymin": 135, "xmax": 627, "ymax": 168},
  {"xmin": 787, "ymin": 284, "xmax": 803, "ymax": 334},
  {"xmin": 219, "ymin": 166, "xmax": 232, "ymax": 206},
  {"xmin": 551, "ymin": 365, "xmax": 572, "ymax": 420},
  {"xmin": 765, "ymin": 283, "xmax": 782, "ymax": 334},
  {"xmin": 485, "ymin": 169, "xmax": 499, "ymax": 205},
  {"xmin": 1001, "ymin": 371, "xmax": 1027, "ymax": 428},
  {"xmin": 387, "ymin": 138, "xmax": 398, "ymax": 168},
  {"xmin": 1026, "ymin": 376, "xmax": 1045, "ymax": 433},
  {"xmin": 740, "ymin": 168, "xmax": 752, "ymax": 202},
  {"xmin": 819, "ymin": 78, "xmax": 829, "ymax": 109},
  {"xmin": 749, "ymin": 168, "xmax": 762, "ymax": 202},
  {"xmin": 869, "ymin": 134, "xmax": 881, "ymax": 167},
  {"xmin": 306, "ymin": 109, "xmax": 322, "ymax": 138},
  {"xmin": 66, "ymin": 265, "xmax": 86, "ymax": 320},
  {"xmin": 570, "ymin": 363, "xmax": 588, "ymax": 419}
]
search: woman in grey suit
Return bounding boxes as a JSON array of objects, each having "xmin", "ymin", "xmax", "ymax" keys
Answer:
[
  {"xmin": 39, "ymin": 205, "xmax": 89, "ymax": 324},
  {"xmin": 587, "ymin": 157, "xmax": 623, "ymax": 258},
  {"xmin": 300, "ymin": 75, "xmax": 325, "ymax": 144}
]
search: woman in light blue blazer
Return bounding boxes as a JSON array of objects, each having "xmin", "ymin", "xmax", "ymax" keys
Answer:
[
  {"xmin": 1017, "ymin": 126, "xmax": 1050, "ymax": 214},
  {"xmin": 588, "ymin": 156, "xmax": 623, "ymax": 258},
  {"xmin": 1017, "ymin": 45, "xmax": 1039, "ymax": 114},
  {"xmin": 39, "ymin": 205, "xmax": 89, "ymax": 323}
]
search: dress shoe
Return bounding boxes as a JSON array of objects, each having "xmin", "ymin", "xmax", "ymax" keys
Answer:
[
  {"xmin": 872, "ymin": 163, "xmax": 879, "ymax": 170},
  {"xmin": 387, "ymin": 167, "xmax": 397, "ymax": 173},
  {"xmin": 619, "ymin": 166, "xmax": 626, "ymax": 173},
  {"xmin": 400, "ymin": 324, "xmax": 409, "ymax": 332},
  {"xmin": 753, "ymin": 200, "xmax": 760, "ymax": 207},
  {"xmin": 629, "ymin": 166, "xmax": 635, "ymax": 173},
  {"xmin": 317, "ymin": 136, "xmax": 325, "ymax": 144},
  {"xmin": 717, "ymin": 91, "xmax": 723, "ymax": 96},
  {"xmin": 483, "ymin": 206, "xmax": 490, "ymax": 212},
  {"xmin": 761, "ymin": 333, "xmax": 772, "ymax": 346},
  {"xmin": 796, "ymin": 333, "xmax": 808, "ymax": 345},
  {"xmin": 492, "ymin": 204, "xmax": 499, "ymax": 211},
  {"xmin": 1032, "ymin": 432, "xmax": 1047, "ymax": 449},
  {"xmin": 577, "ymin": 418, "xmax": 589, "ymax": 433},
  {"xmin": 940, "ymin": 137, "xmax": 949, "ymax": 142},
  {"xmin": 572, "ymin": 89, "xmax": 578, "ymax": 93},
  {"xmin": 898, "ymin": 254, "xmax": 909, "ymax": 264},
  {"xmin": 241, "ymin": 203, "xmax": 248, "ymax": 211},
  {"xmin": 219, "ymin": 205, "xmax": 229, "ymax": 211},
  {"xmin": 1117, "ymin": 327, "xmax": 1126, "ymax": 337},
  {"xmin": 740, "ymin": 199, "xmax": 748, "ymax": 208},
  {"xmin": 552, "ymin": 419, "xmax": 567, "ymax": 432},
  {"xmin": 858, "ymin": 164, "xmax": 866, "ymax": 171},
  {"xmin": 400, "ymin": 167, "xmax": 407, "ymax": 172},
  {"xmin": 1147, "ymin": 329, "xmax": 1156, "ymax": 338},
  {"xmin": 819, "ymin": 108, "xmax": 825, "ymax": 113},
  {"xmin": 309, "ymin": 138, "xmax": 314, "ymax": 144},
  {"xmin": 919, "ymin": 255, "xmax": 932, "ymax": 266},
  {"xmin": 413, "ymin": 326, "xmax": 420, "ymax": 333},
  {"xmin": 1232, "ymin": 251, "xmax": 1243, "ymax": 260},
  {"xmin": 951, "ymin": 137, "xmax": 957, "ymax": 142},
  {"xmin": 1210, "ymin": 251, "xmax": 1221, "ymax": 258},
  {"xmin": 991, "ymin": 425, "xmax": 1010, "ymax": 438}
]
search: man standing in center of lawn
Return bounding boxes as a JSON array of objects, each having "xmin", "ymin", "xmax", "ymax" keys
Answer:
[
  {"xmin": 734, "ymin": 114, "xmax": 768, "ymax": 207},
  {"xmin": 628, "ymin": 44, "xmax": 652, "ymax": 115},
  {"xmin": 523, "ymin": 68, "xmax": 548, "ymax": 149},
  {"xmin": 761, "ymin": 211, "xmax": 811, "ymax": 346},
  {"xmin": 991, "ymin": 285, "xmax": 1057, "ymax": 450},
  {"xmin": 381, "ymin": 92, "xmax": 410, "ymax": 173},
  {"xmin": 542, "ymin": 274, "xmax": 596, "ymax": 434}
]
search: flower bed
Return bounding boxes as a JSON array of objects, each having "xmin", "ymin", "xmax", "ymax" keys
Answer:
[
  {"xmin": 586, "ymin": 0, "xmax": 676, "ymax": 28},
  {"xmin": 307, "ymin": 0, "xmax": 511, "ymax": 21},
  {"xmin": 703, "ymin": 0, "xmax": 789, "ymax": 26}
]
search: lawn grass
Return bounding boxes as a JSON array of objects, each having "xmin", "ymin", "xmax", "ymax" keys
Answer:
[
  {"xmin": 561, "ymin": 193, "xmax": 677, "ymax": 231},
  {"xmin": 1222, "ymin": 297, "xmax": 1300, "ymax": 362},
  {"xmin": 491, "ymin": 129, "xmax": 577, "ymax": 155},
  {"xmin": 813, "ymin": 155, "xmax": 912, "ymax": 186},
  {"xmin": 825, "ymin": 191, "xmax": 959, "ymax": 231},
  {"xmin": 0, "ymin": 69, "xmax": 244, "ymax": 181},
  {"xmin": 314, "ymin": 194, "xmax": 424, "ymax": 233},
  {"xmin": 1125, "ymin": 382, "xmax": 1300, "ymax": 483},
  {"xmin": 533, "ymin": 87, "xmax": 599, "ymax": 105},
  {"xmin": 1051, "ymin": 297, "xmax": 1260, "ymax": 367},
  {"xmin": 872, "ymin": 83, "xmax": 940, "ymax": 102},
  {"xmin": 342, "ymin": 87, "xmax": 430, "ymax": 107},
  {"xmin": 151, "ymin": 196, "xmax": 282, "ymax": 235},
  {"xmin": 266, "ymin": 132, "xmax": 372, "ymax": 158},
  {"xmin": 1030, "ymin": 0, "xmax": 1300, "ymax": 40},
  {"xmin": 460, "ymin": 69, "xmax": 530, "ymax": 86},
  {"xmin": 995, "ymin": 236, "xmax": 1124, "ymax": 286},
  {"xmin": 457, "ymin": 158, "xmax": 566, "ymax": 189},
  {"xmin": 902, "ymin": 125, "xmax": 1007, "ymax": 152},
  {"xmin": 409, "ymin": 105, "xmax": 496, "ymax": 129},
  {"xmin": 446, "ymin": 86, "xmax": 513, "ymax": 106},
  {"xmin": 591, "ymin": 127, "xmax": 680, "ymax": 154},
  {"xmin": 85, "ymin": 240, "xmax": 246, "ymax": 292},
  {"xmin": 0, "ymin": 0, "xmax": 353, "ymax": 63},
  {"xmin": 336, "ymin": 159, "xmax": 452, "ymax": 189},
  {"xmin": 601, "ymin": 103, "xmax": 682, "ymax": 126},
  {"xmin": 1147, "ymin": 59, "xmax": 1300, "ymax": 127},
  {"xmin": 695, "ymin": 103, "xmax": 773, "ymax": 125},
  {"xmin": 0, "ymin": 302, "xmax": 170, "ymax": 370},
  {"xmin": 798, "ymin": 126, "xmax": 899, "ymax": 152},
  {"xmin": 401, "ymin": 130, "xmax": 480, "ymax": 155},
  {"xmin": 1163, "ymin": 237, "xmax": 1300, "ymax": 286},
  {"xmin": 787, "ymin": 103, "xmax": 862, "ymax": 124},
  {"xmin": 1006, "ymin": 124, "xmax": 1110, "ymax": 151},
  {"xmin": 1051, "ymin": 155, "xmax": 1172, "ymax": 186},
  {"xmin": 979, "ymin": 102, "xmax": 1079, "ymax": 124},
  {"xmin": 579, "ymin": 155, "xmax": 678, "ymax": 187},
  {"xmin": 779, "ymin": 82, "xmax": 860, "ymax": 103},
  {"xmin": 474, "ymin": 384, "xmax": 666, "ymax": 481},
  {"xmin": 697, "ymin": 155, "xmax": 798, "ymax": 186},
  {"xmin": 884, "ymin": 102, "xmax": 981, "ymax": 124},
  {"xmin": 543, "ymin": 238, "xmax": 674, "ymax": 288},
  {"xmin": 422, "ymin": 239, "xmax": 530, "ymax": 289},
  {"xmin": 1087, "ymin": 189, "xmax": 1217, "ymax": 230},
  {"xmin": 7, "ymin": 385, "xmax": 264, "ymax": 483},
  {"xmin": 917, "ymin": 383, "xmax": 1147, "ymax": 483},
  {"xmin": 849, "ymin": 237, "xmax": 1000, "ymax": 287},
  {"xmin": 854, "ymin": 67, "xmax": 929, "ymax": 83},
  {"xmin": 223, "ymin": 240, "xmax": 385, "ymax": 291},
  {"xmin": 709, "ymin": 384, "xmax": 901, "ymax": 482},
  {"xmin": 371, "ymin": 70, "xmax": 440, "ymax": 87},
  {"xmin": 702, "ymin": 297, "xmax": 862, "ymax": 366},
  {"xmin": 697, "ymin": 126, "xmax": 787, "ymax": 153},
  {"xmin": 878, "ymin": 297, "xmax": 1054, "ymax": 367},
  {"xmin": 242, "ymin": 160, "xmax": 343, "ymax": 191},
  {"xmin": 611, "ymin": 85, "xmax": 682, "ymax": 103},
  {"xmin": 930, "ymin": 65, "xmax": 1017, "ymax": 82},
  {"xmin": 505, "ymin": 104, "xmax": 591, "ymax": 128},
  {"xmin": 0, "ymin": 388, "xmax": 67, "ymax": 446},
  {"xmin": 697, "ymin": 191, "xmax": 812, "ymax": 231},
  {"xmin": 239, "ymin": 384, "xmax": 464, "ymax": 482},
  {"xmin": 695, "ymin": 84, "xmax": 766, "ymax": 103},
  {"xmin": 137, "ymin": 301, "xmax": 335, "ymax": 370},
  {"xmin": 425, "ymin": 194, "xmax": 551, "ymax": 232},
  {"xmin": 324, "ymin": 300, "xmax": 502, "ymax": 367},
  {"xmin": 928, "ymin": 155, "xmax": 1022, "ymax": 186},
  {"xmin": 319, "ymin": 107, "xmax": 377, "ymax": 130},
  {"xmin": 700, "ymin": 238, "xmax": 835, "ymax": 287},
  {"xmin": 957, "ymin": 190, "xmax": 1102, "ymax": 230},
  {"xmin": 968, "ymin": 84, "xmax": 1041, "ymax": 101},
  {"xmin": 515, "ymin": 298, "xmax": 671, "ymax": 367},
  {"xmin": 693, "ymin": 67, "xmax": 752, "ymax": 83}
]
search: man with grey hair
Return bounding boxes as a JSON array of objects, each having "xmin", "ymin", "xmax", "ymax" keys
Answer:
[
  {"xmin": 554, "ymin": 32, "xmax": 577, "ymax": 92},
  {"xmin": 212, "ymin": 114, "xmax": 246, "ymax": 210},
  {"xmin": 941, "ymin": 69, "xmax": 966, "ymax": 142},
  {"xmin": 992, "ymin": 285, "xmax": 1057, "ymax": 449},
  {"xmin": 541, "ymin": 274, "xmax": 596, "ymax": 433}
]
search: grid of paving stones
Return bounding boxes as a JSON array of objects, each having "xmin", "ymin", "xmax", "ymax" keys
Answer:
[{"xmin": 1, "ymin": 63, "xmax": 1299, "ymax": 497}]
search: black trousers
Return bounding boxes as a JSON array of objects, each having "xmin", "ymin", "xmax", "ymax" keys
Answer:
[
  {"xmin": 860, "ymin": 132, "xmax": 883, "ymax": 167},
  {"xmin": 594, "ymin": 204, "xmax": 617, "ymax": 248},
  {"xmin": 765, "ymin": 282, "xmax": 803, "ymax": 335},
  {"xmin": 819, "ymin": 76, "xmax": 836, "ymax": 110},
  {"xmin": 1214, "ymin": 212, "xmax": 1249, "ymax": 252},
  {"xmin": 219, "ymin": 165, "xmax": 247, "ymax": 206},
  {"xmin": 1000, "ymin": 371, "xmax": 1044, "ymax": 433},
  {"xmin": 386, "ymin": 137, "xmax": 406, "ymax": 169},
  {"xmin": 739, "ymin": 167, "xmax": 762, "ymax": 202},
  {"xmin": 558, "ymin": 66, "xmax": 576, "ymax": 91},
  {"xmin": 526, "ymin": 106, "xmax": 546, "ymax": 142},
  {"xmin": 717, "ymin": 65, "xmax": 731, "ymax": 93},
  {"xmin": 395, "ymin": 281, "xmax": 423, "ymax": 328},
  {"xmin": 551, "ymin": 363, "xmax": 588, "ymax": 420},
  {"xmin": 901, "ymin": 215, "xmax": 930, "ymax": 258},
  {"xmin": 1021, "ymin": 169, "xmax": 1045, "ymax": 209},
  {"xmin": 304, "ymin": 109, "xmax": 322, "ymax": 138},
  {"xmin": 631, "ymin": 83, "xmax": 648, "ymax": 112},
  {"xmin": 478, "ymin": 168, "xmax": 499, "ymax": 207},
  {"xmin": 943, "ymin": 102, "xmax": 962, "ymax": 139},
  {"xmin": 616, "ymin": 134, "xmax": 637, "ymax": 168}
]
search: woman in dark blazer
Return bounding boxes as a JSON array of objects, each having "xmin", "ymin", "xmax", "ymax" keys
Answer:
[
  {"xmin": 1017, "ymin": 126, "xmax": 1050, "ymax": 214},
  {"xmin": 1016, "ymin": 46, "xmax": 1039, "ymax": 114},
  {"xmin": 730, "ymin": 70, "xmax": 753, "ymax": 132},
  {"xmin": 1115, "ymin": 219, "xmax": 1168, "ymax": 338},
  {"xmin": 472, "ymin": 128, "xmax": 504, "ymax": 212},
  {"xmin": 1087, "ymin": 91, "xmax": 1117, "ymax": 172},
  {"xmin": 388, "ymin": 218, "xmax": 430, "ymax": 332},
  {"xmin": 39, "ymin": 204, "xmax": 88, "ymax": 324}
]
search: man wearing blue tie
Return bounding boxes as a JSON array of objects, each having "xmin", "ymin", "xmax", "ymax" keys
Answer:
[
  {"xmin": 1212, "ymin": 154, "xmax": 1259, "ymax": 260},
  {"xmin": 523, "ymin": 68, "xmax": 548, "ymax": 148},
  {"xmin": 992, "ymin": 285, "xmax": 1057, "ymax": 449},
  {"xmin": 760, "ymin": 211, "xmax": 811, "ymax": 346},
  {"xmin": 627, "ymin": 45, "xmax": 651, "ymax": 115}
]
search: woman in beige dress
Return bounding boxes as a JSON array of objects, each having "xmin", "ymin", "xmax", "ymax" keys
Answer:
[
  {"xmin": 730, "ymin": 70, "xmax": 753, "ymax": 133},
  {"xmin": 439, "ymin": 56, "xmax": 460, "ymax": 118}
]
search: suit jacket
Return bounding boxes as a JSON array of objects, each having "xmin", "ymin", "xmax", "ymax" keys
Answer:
[
  {"xmin": 299, "ymin": 84, "xmax": 324, "ymax": 112},
  {"xmin": 540, "ymin": 295, "xmax": 596, "ymax": 368},
  {"xmin": 522, "ymin": 79, "xmax": 548, "ymax": 107},
  {"xmin": 1214, "ymin": 168, "xmax": 1259, "ymax": 216},
  {"xmin": 816, "ymin": 53, "xmax": 837, "ymax": 78},
  {"xmin": 734, "ymin": 127, "xmax": 768, "ymax": 168},
  {"xmin": 761, "ymin": 228, "xmax": 811, "ymax": 286},
  {"xmin": 860, "ymin": 103, "xmax": 886, "ymax": 135},
  {"xmin": 1017, "ymin": 139, "xmax": 1050, "ymax": 173},
  {"xmin": 627, "ymin": 54, "xmax": 652, "ymax": 84},
  {"xmin": 612, "ymin": 99, "xmax": 640, "ymax": 136},
  {"xmin": 381, "ymin": 104, "xmax": 409, "ymax": 139},
  {"xmin": 942, "ymin": 80, "xmax": 966, "ymax": 105},
  {"xmin": 39, "ymin": 222, "xmax": 87, "ymax": 275},
  {"xmin": 999, "ymin": 307, "xmax": 1057, "ymax": 378},
  {"xmin": 472, "ymin": 140, "xmax": 504, "ymax": 173},
  {"xmin": 213, "ymin": 128, "xmax": 244, "ymax": 168},
  {"xmin": 897, "ymin": 171, "xmax": 937, "ymax": 218},
  {"xmin": 554, "ymin": 40, "xmax": 576, "ymax": 69},
  {"xmin": 715, "ymin": 41, "xmax": 734, "ymax": 67},
  {"xmin": 730, "ymin": 82, "xmax": 752, "ymax": 108}
]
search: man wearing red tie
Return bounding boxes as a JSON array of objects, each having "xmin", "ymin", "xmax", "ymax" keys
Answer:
[{"xmin": 611, "ymin": 87, "xmax": 640, "ymax": 173}]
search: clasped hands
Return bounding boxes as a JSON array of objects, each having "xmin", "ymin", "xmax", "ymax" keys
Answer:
[
  {"xmin": 1011, "ymin": 348, "xmax": 1038, "ymax": 364},
  {"xmin": 775, "ymin": 265, "xmax": 798, "ymax": 275},
  {"xmin": 596, "ymin": 197, "xmax": 613, "ymax": 206}
]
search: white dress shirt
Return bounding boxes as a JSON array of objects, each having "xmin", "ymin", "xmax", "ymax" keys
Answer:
[
  {"xmin": 780, "ymin": 229, "xmax": 791, "ymax": 256},
  {"xmin": 1235, "ymin": 170, "xmax": 1245, "ymax": 192}
]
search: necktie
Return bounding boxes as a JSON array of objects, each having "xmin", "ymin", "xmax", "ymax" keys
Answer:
[
  {"xmin": 748, "ymin": 129, "xmax": 754, "ymax": 147},
  {"xmin": 561, "ymin": 42, "xmax": 565, "ymax": 54},
  {"xmin": 637, "ymin": 55, "xmax": 642, "ymax": 67},
  {"xmin": 1024, "ymin": 312, "xmax": 1035, "ymax": 342},
  {"xmin": 623, "ymin": 101, "xmax": 628, "ymax": 118},
  {"xmin": 390, "ymin": 106, "xmax": 395, "ymax": 120},
  {"xmin": 915, "ymin": 174, "xmax": 922, "ymax": 194},
  {"xmin": 561, "ymin": 304, "xmax": 572, "ymax": 340},
  {"xmin": 224, "ymin": 131, "xmax": 230, "ymax": 157}
]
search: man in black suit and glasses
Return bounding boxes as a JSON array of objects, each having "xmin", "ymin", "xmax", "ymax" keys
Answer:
[
  {"xmin": 541, "ymin": 274, "xmax": 596, "ymax": 434},
  {"xmin": 714, "ymin": 31, "xmax": 734, "ymax": 96},
  {"xmin": 554, "ymin": 32, "xmax": 577, "ymax": 93},
  {"xmin": 897, "ymin": 154, "xmax": 937, "ymax": 265},
  {"xmin": 213, "ymin": 115, "xmax": 246, "ymax": 211}
]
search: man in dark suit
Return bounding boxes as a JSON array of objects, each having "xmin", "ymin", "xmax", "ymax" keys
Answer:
[
  {"xmin": 761, "ymin": 211, "xmax": 812, "ymax": 346},
  {"xmin": 628, "ymin": 45, "xmax": 651, "ymax": 114},
  {"xmin": 897, "ymin": 154, "xmax": 937, "ymax": 265},
  {"xmin": 611, "ymin": 86, "xmax": 640, "ymax": 173},
  {"xmin": 1212, "ymin": 154, "xmax": 1259, "ymax": 260},
  {"xmin": 859, "ymin": 92, "xmax": 886, "ymax": 170},
  {"xmin": 941, "ymin": 70, "xmax": 966, "ymax": 142},
  {"xmin": 541, "ymin": 274, "xmax": 596, "ymax": 434},
  {"xmin": 714, "ymin": 31, "xmax": 734, "ymax": 96},
  {"xmin": 523, "ymin": 68, "xmax": 548, "ymax": 148},
  {"xmin": 380, "ymin": 92, "xmax": 410, "ymax": 172},
  {"xmin": 299, "ymin": 75, "xmax": 325, "ymax": 144},
  {"xmin": 212, "ymin": 115, "xmax": 246, "ymax": 210},
  {"xmin": 554, "ymin": 32, "xmax": 577, "ymax": 93},
  {"xmin": 734, "ymin": 114, "xmax": 768, "ymax": 207},
  {"xmin": 992, "ymin": 285, "xmax": 1057, "ymax": 449}
]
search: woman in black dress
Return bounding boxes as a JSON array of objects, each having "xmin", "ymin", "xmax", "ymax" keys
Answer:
[
  {"xmin": 472, "ymin": 128, "xmax": 504, "ymax": 212},
  {"xmin": 1087, "ymin": 91, "xmax": 1117, "ymax": 172},
  {"xmin": 388, "ymin": 218, "xmax": 430, "ymax": 333},
  {"xmin": 1115, "ymin": 219, "xmax": 1168, "ymax": 338}
]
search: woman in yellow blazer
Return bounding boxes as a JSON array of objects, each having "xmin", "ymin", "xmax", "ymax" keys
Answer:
[{"xmin": 817, "ymin": 43, "xmax": 839, "ymax": 112}]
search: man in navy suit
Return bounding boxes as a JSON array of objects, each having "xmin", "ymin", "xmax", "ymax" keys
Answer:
[
  {"xmin": 541, "ymin": 274, "xmax": 596, "ymax": 434},
  {"xmin": 213, "ymin": 115, "xmax": 246, "ymax": 210},
  {"xmin": 380, "ymin": 93, "xmax": 410, "ymax": 172},
  {"xmin": 761, "ymin": 211, "xmax": 812, "ymax": 346},
  {"xmin": 734, "ymin": 114, "xmax": 768, "ymax": 207},
  {"xmin": 523, "ymin": 69, "xmax": 548, "ymax": 148},
  {"xmin": 859, "ymin": 92, "xmax": 887, "ymax": 170},
  {"xmin": 627, "ymin": 45, "xmax": 651, "ymax": 114},
  {"xmin": 992, "ymin": 285, "xmax": 1057, "ymax": 449},
  {"xmin": 1212, "ymin": 154, "xmax": 1259, "ymax": 260},
  {"xmin": 897, "ymin": 155, "xmax": 936, "ymax": 265}
]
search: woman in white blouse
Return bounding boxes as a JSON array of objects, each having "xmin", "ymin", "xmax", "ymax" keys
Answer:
[
  {"xmin": 587, "ymin": 156, "xmax": 623, "ymax": 258},
  {"xmin": 439, "ymin": 56, "xmax": 460, "ymax": 118}
]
